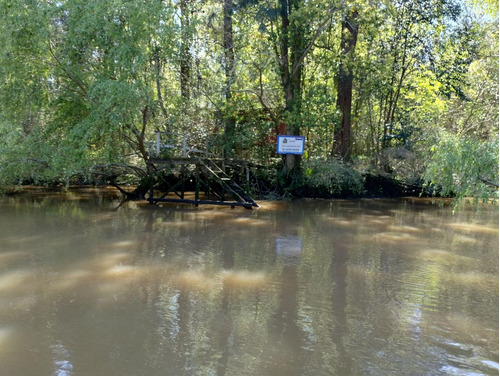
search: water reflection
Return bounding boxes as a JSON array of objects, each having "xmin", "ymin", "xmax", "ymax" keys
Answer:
[
  {"xmin": 0, "ymin": 192, "xmax": 497, "ymax": 375},
  {"xmin": 275, "ymin": 236, "xmax": 303, "ymax": 265},
  {"xmin": 51, "ymin": 342, "xmax": 73, "ymax": 376}
]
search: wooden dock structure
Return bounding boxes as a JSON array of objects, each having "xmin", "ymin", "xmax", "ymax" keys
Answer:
[{"xmin": 147, "ymin": 132, "xmax": 259, "ymax": 209}]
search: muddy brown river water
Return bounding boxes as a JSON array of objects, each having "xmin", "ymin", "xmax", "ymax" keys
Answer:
[{"xmin": 0, "ymin": 189, "xmax": 498, "ymax": 375}]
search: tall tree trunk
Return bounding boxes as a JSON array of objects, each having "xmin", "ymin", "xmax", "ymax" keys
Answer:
[
  {"xmin": 279, "ymin": 0, "xmax": 304, "ymax": 171},
  {"xmin": 332, "ymin": 10, "xmax": 358, "ymax": 160},
  {"xmin": 273, "ymin": 0, "xmax": 334, "ymax": 171},
  {"xmin": 153, "ymin": 46, "xmax": 168, "ymax": 120},
  {"xmin": 223, "ymin": 0, "xmax": 236, "ymax": 158},
  {"xmin": 180, "ymin": 0, "xmax": 191, "ymax": 100},
  {"xmin": 382, "ymin": 28, "xmax": 410, "ymax": 149}
]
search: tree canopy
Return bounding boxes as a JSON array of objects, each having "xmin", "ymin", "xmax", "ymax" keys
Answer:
[{"xmin": 0, "ymin": 0, "xmax": 497, "ymax": 202}]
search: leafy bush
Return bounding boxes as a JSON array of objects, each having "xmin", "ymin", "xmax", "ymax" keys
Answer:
[
  {"xmin": 301, "ymin": 158, "xmax": 365, "ymax": 197},
  {"xmin": 378, "ymin": 147, "xmax": 426, "ymax": 186},
  {"xmin": 423, "ymin": 132, "xmax": 499, "ymax": 203}
]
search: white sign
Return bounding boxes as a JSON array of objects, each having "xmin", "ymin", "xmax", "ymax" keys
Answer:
[{"xmin": 277, "ymin": 135, "xmax": 305, "ymax": 155}]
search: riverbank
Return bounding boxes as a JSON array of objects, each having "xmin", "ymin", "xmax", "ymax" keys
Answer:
[{"xmin": 1, "ymin": 176, "xmax": 427, "ymax": 201}]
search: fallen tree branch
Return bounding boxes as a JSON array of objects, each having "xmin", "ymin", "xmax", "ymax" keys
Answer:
[{"xmin": 478, "ymin": 176, "xmax": 499, "ymax": 188}]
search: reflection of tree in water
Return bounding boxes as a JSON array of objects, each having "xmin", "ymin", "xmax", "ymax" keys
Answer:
[
  {"xmin": 330, "ymin": 237, "xmax": 353, "ymax": 375},
  {"xmin": 266, "ymin": 263, "xmax": 304, "ymax": 376},
  {"xmin": 57, "ymin": 200, "xmax": 496, "ymax": 375},
  {"xmin": 214, "ymin": 241, "xmax": 234, "ymax": 376},
  {"xmin": 135, "ymin": 208, "xmax": 281, "ymax": 375}
]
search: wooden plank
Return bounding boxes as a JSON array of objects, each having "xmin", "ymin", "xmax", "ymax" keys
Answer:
[{"xmin": 148, "ymin": 197, "xmax": 256, "ymax": 209}]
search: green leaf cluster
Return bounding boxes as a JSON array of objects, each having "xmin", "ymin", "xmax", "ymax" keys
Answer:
[
  {"xmin": 424, "ymin": 132, "xmax": 499, "ymax": 204},
  {"xmin": 302, "ymin": 158, "xmax": 365, "ymax": 197}
]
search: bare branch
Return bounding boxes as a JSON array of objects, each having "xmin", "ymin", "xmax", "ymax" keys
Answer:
[
  {"xmin": 47, "ymin": 39, "xmax": 89, "ymax": 97},
  {"xmin": 478, "ymin": 176, "xmax": 499, "ymax": 188},
  {"xmin": 290, "ymin": 7, "xmax": 337, "ymax": 81}
]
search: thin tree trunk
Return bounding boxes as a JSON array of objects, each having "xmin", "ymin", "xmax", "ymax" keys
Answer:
[
  {"xmin": 180, "ymin": 0, "xmax": 191, "ymax": 100},
  {"xmin": 223, "ymin": 0, "xmax": 235, "ymax": 100},
  {"xmin": 332, "ymin": 10, "xmax": 358, "ymax": 160},
  {"xmin": 382, "ymin": 29, "xmax": 410, "ymax": 149},
  {"xmin": 223, "ymin": 0, "xmax": 236, "ymax": 158},
  {"xmin": 154, "ymin": 47, "xmax": 168, "ymax": 119}
]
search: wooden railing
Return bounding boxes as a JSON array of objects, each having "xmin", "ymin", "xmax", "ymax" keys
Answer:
[{"xmin": 148, "ymin": 131, "xmax": 220, "ymax": 159}]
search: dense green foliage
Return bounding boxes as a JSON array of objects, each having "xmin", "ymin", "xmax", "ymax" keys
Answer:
[
  {"xmin": 424, "ymin": 133, "xmax": 499, "ymax": 202},
  {"xmin": 0, "ymin": 0, "xmax": 497, "ymax": 201}
]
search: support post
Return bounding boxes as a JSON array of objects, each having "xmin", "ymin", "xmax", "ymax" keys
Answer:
[
  {"xmin": 181, "ymin": 167, "xmax": 185, "ymax": 199},
  {"xmin": 148, "ymin": 141, "xmax": 153, "ymax": 158},
  {"xmin": 195, "ymin": 166, "xmax": 200, "ymax": 205},
  {"xmin": 246, "ymin": 166, "xmax": 250, "ymax": 191},
  {"xmin": 156, "ymin": 131, "xmax": 161, "ymax": 157},
  {"xmin": 182, "ymin": 134, "xmax": 187, "ymax": 157},
  {"xmin": 149, "ymin": 187, "xmax": 154, "ymax": 203}
]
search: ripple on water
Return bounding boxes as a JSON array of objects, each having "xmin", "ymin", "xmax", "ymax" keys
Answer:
[
  {"xmin": 439, "ymin": 355, "xmax": 500, "ymax": 376},
  {"xmin": 50, "ymin": 342, "xmax": 73, "ymax": 376},
  {"xmin": 480, "ymin": 360, "xmax": 499, "ymax": 372}
]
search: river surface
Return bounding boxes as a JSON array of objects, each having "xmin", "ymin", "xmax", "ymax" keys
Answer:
[{"xmin": 0, "ymin": 189, "xmax": 498, "ymax": 376}]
